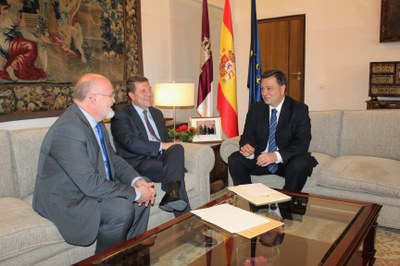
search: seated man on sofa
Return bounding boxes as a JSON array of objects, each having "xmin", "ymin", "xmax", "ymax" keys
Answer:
[
  {"xmin": 228, "ymin": 69, "xmax": 317, "ymax": 192},
  {"xmin": 33, "ymin": 73, "xmax": 156, "ymax": 254},
  {"xmin": 111, "ymin": 75, "xmax": 191, "ymax": 217}
]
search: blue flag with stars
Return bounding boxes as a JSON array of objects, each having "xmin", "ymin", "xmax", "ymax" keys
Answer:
[{"xmin": 247, "ymin": 0, "xmax": 262, "ymax": 108}]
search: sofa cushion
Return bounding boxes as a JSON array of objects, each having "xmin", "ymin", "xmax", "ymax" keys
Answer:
[
  {"xmin": 340, "ymin": 110, "xmax": 400, "ymax": 160},
  {"xmin": 309, "ymin": 110, "xmax": 342, "ymax": 157},
  {"xmin": 0, "ymin": 198, "xmax": 65, "ymax": 262},
  {"xmin": 8, "ymin": 128, "xmax": 48, "ymax": 199},
  {"xmin": 249, "ymin": 152, "xmax": 334, "ymax": 191},
  {"xmin": 0, "ymin": 130, "xmax": 16, "ymax": 197},
  {"xmin": 318, "ymin": 155, "xmax": 400, "ymax": 198}
]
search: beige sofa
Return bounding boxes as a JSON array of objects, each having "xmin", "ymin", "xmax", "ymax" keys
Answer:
[
  {"xmin": 220, "ymin": 110, "xmax": 400, "ymax": 229},
  {"xmin": 0, "ymin": 125, "xmax": 214, "ymax": 265}
]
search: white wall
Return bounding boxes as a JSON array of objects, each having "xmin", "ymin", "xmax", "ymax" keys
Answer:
[
  {"xmin": 2, "ymin": 0, "xmax": 400, "ymax": 134},
  {"xmin": 232, "ymin": 0, "xmax": 400, "ymax": 131},
  {"xmin": 142, "ymin": 0, "xmax": 400, "ymax": 133},
  {"xmin": 141, "ymin": 0, "xmax": 222, "ymax": 122}
]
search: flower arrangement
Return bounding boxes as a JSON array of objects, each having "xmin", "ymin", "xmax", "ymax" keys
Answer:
[{"xmin": 168, "ymin": 124, "xmax": 198, "ymax": 142}]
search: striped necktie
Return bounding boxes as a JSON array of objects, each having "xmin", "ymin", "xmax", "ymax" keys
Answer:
[
  {"xmin": 143, "ymin": 110, "xmax": 161, "ymax": 141},
  {"xmin": 95, "ymin": 123, "xmax": 113, "ymax": 180},
  {"xmin": 267, "ymin": 109, "xmax": 278, "ymax": 173}
]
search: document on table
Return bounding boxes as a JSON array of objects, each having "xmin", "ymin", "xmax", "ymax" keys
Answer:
[
  {"xmin": 229, "ymin": 183, "xmax": 291, "ymax": 206},
  {"xmin": 191, "ymin": 203, "xmax": 283, "ymax": 239}
]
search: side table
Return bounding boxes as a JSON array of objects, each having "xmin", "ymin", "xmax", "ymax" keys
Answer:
[{"xmin": 199, "ymin": 142, "xmax": 228, "ymax": 194}]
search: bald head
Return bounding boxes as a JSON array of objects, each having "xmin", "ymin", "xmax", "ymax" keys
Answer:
[
  {"xmin": 72, "ymin": 73, "xmax": 112, "ymax": 102},
  {"xmin": 72, "ymin": 73, "xmax": 115, "ymax": 121}
]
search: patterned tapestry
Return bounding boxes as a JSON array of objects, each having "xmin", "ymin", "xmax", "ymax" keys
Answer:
[{"xmin": 0, "ymin": 0, "xmax": 142, "ymax": 120}]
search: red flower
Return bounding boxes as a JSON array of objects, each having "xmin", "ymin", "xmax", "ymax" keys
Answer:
[
  {"xmin": 189, "ymin": 127, "xmax": 195, "ymax": 132},
  {"xmin": 179, "ymin": 125, "xmax": 188, "ymax": 131}
]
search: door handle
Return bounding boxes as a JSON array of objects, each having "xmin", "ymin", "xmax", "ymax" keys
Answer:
[{"xmin": 290, "ymin": 72, "xmax": 302, "ymax": 80}]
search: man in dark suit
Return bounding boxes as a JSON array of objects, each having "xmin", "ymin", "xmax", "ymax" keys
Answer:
[
  {"xmin": 111, "ymin": 76, "xmax": 191, "ymax": 217},
  {"xmin": 32, "ymin": 73, "xmax": 156, "ymax": 254},
  {"xmin": 228, "ymin": 69, "xmax": 317, "ymax": 192}
]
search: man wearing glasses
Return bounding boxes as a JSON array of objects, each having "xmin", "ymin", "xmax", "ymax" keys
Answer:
[{"xmin": 33, "ymin": 73, "xmax": 155, "ymax": 254}]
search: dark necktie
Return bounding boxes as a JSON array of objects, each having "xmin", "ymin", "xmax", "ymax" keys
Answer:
[
  {"xmin": 95, "ymin": 123, "xmax": 113, "ymax": 180},
  {"xmin": 143, "ymin": 110, "xmax": 161, "ymax": 141},
  {"xmin": 267, "ymin": 109, "xmax": 278, "ymax": 173}
]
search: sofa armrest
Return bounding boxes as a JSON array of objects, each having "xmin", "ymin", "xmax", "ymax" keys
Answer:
[
  {"xmin": 180, "ymin": 142, "xmax": 215, "ymax": 204},
  {"xmin": 220, "ymin": 136, "xmax": 240, "ymax": 164}
]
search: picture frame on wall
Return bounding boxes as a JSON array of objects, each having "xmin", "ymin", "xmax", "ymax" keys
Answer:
[
  {"xmin": 380, "ymin": 0, "xmax": 400, "ymax": 42},
  {"xmin": 190, "ymin": 116, "xmax": 222, "ymax": 143}
]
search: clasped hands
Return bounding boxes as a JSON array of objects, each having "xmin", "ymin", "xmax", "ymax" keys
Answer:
[
  {"xmin": 240, "ymin": 144, "xmax": 277, "ymax": 167},
  {"xmin": 135, "ymin": 179, "xmax": 156, "ymax": 207}
]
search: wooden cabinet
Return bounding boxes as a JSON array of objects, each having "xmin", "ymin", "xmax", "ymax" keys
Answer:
[
  {"xmin": 366, "ymin": 100, "xmax": 400, "ymax": 109},
  {"xmin": 367, "ymin": 61, "xmax": 400, "ymax": 109}
]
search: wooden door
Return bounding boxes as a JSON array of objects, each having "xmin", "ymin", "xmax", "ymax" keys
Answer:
[{"xmin": 258, "ymin": 15, "xmax": 305, "ymax": 102}]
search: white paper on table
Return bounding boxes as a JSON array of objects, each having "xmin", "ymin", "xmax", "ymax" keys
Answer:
[
  {"xmin": 191, "ymin": 203, "xmax": 270, "ymax": 233},
  {"xmin": 228, "ymin": 183, "xmax": 291, "ymax": 206},
  {"xmin": 239, "ymin": 183, "xmax": 277, "ymax": 196}
]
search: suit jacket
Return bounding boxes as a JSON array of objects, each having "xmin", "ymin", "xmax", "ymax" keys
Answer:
[
  {"xmin": 111, "ymin": 104, "xmax": 170, "ymax": 168},
  {"xmin": 240, "ymin": 96, "xmax": 312, "ymax": 164},
  {"xmin": 32, "ymin": 104, "xmax": 140, "ymax": 246}
]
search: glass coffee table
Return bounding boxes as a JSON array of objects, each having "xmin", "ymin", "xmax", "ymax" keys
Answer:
[{"xmin": 74, "ymin": 190, "xmax": 381, "ymax": 265}]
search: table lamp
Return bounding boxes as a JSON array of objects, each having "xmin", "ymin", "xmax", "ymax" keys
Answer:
[{"xmin": 154, "ymin": 82, "xmax": 195, "ymax": 129}]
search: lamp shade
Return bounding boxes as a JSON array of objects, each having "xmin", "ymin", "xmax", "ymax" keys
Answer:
[{"xmin": 154, "ymin": 83, "xmax": 195, "ymax": 107}]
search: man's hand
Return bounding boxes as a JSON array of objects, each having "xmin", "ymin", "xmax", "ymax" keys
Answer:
[
  {"xmin": 135, "ymin": 180, "xmax": 156, "ymax": 207},
  {"xmin": 256, "ymin": 152, "xmax": 277, "ymax": 167},
  {"xmin": 240, "ymin": 144, "xmax": 255, "ymax": 157},
  {"xmin": 135, "ymin": 179, "xmax": 153, "ymax": 189},
  {"xmin": 161, "ymin": 142, "xmax": 175, "ymax": 150}
]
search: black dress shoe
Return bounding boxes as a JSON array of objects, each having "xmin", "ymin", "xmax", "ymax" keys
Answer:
[{"xmin": 159, "ymin": 189, "xmax": 187, "ymax": 212}]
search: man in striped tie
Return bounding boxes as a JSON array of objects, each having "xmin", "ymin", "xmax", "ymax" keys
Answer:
[
  {"xmin": 111, "ymin": 76, "xmax": 191, "ymax": 217},
  {"xmin": 228, "ymin": 69, "xmax": 317, "ymax": 192}
]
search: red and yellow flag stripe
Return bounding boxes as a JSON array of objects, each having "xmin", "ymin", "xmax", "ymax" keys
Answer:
[{"xmin": 217, "ymin": 0, "xmax": 238, "ymax": 138}]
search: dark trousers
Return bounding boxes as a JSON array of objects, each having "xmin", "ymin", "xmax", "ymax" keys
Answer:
[
  {"xmin": 95, "ymin": 197, "xmax": 150, "ymax": 254},
  {"xmin": 228, "ymin": 151, "xmax": 317, "ymax": 192},
  {"xmin": 136, "ymin": 144, "xmax": 191, "ymax": 217}
]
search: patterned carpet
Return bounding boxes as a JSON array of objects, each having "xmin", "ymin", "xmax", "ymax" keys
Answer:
[{"xmin": 375, "ymin": 227, "xmax": 400, "ymax": 265}]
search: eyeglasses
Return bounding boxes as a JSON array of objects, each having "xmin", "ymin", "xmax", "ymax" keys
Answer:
[{"xmin": 95, "ymin": 92, "xmax": 115, "ymax": 98}]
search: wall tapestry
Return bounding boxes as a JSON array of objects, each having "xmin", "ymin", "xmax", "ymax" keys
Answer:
[{"xmin": 0, "ymin": 0, "xmax": 143, "ymax": 121}]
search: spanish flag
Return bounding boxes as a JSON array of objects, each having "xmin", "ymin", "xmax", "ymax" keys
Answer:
[{"xmin": 217, "ymin": 0, "xmax": 238, "ymax": 138}]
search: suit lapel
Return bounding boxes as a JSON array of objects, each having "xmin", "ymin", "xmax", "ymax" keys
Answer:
[
  {"xmin": 128, "ymin": 105, "xmax": 148, "ymax": 134},
  {"xmin": 71, "ymin": 104, "xmax": 110, "ymax": 178},
  {"xmin": 149, "ymin": 107, "xmax": 165, "ymax": 141},
  {"xmin": 277, "ymin": 97, "xmax": 290, "ymax": 132}
]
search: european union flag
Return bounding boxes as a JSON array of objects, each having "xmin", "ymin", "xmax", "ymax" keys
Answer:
[{"xmin": 247, "ymin": 0, "xmax": 262, "ymax": 108}]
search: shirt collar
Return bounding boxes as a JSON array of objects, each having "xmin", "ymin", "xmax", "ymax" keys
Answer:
[
  {"xmin": 270, "ymin": 98, "xmax": 285, "ymax": 113},
  {"xmin": 132, "ymin": 104, "xmax": 147, "ymax": 115},
  {"xmin": 78, "ymin": 106, "xmax": 97, "ymax": 129}
]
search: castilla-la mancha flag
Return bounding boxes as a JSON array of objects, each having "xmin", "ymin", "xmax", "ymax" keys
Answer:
[
  {"xmin": 217, "ymin": 0, "xmax": 238, "ymax": 138},
  {"xmin": 197, "ymin": 0, "xmax": 213, "ymax": 117}
]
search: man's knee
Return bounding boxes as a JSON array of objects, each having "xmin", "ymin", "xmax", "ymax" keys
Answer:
[
  {"xmin": 118, "ymin": 200, "xmax": 135, "ymax": 218},
  {"xmin": 228, "ymin": 151, "xmax": 242, "ymax": 165},
  {"xmin": 286, "ymin": 154, "xmax": 311, "ymax": 174},
  {"xmin": 170, "ymin": 143, "xmax": 184, "ymax": 154},
  {"xmin": 101, "ymin": 198, "xmax": 135, "ymax": 224}
]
